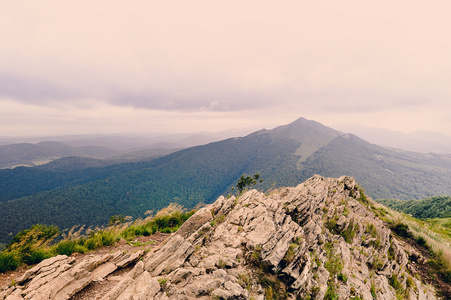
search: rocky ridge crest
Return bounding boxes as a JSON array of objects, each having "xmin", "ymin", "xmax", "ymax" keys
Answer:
[{"xmin": 1, "ymin": 175, "xmax": 437, "ymax": 299}]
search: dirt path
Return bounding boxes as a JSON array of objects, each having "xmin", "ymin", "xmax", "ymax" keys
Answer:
[{"xmin": 393, "ymin": 232, "xmax": 451, "ymax": 299}]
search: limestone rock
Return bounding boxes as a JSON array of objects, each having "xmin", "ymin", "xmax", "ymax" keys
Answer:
[
  {"xmin": 1, "ymin": 251, "xmax": 145, "ymax": 300},
  {"xmin": 176, "ymin": 207, "xmax": 212, "ymax": 239},
  {"xmin": 132, "ymin": 175, "xmax": 437, "ymax": 299},
  {"xmin": 1, "ymin": 175, "xmax": 440, "ymax": 300}
]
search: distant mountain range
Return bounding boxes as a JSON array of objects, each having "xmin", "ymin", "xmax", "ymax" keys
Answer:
[
  {"xmin": 338, "ymin": 125, "xmax": 451, "ymax": 154},
  {"xmin": 0, "ymin": 141, "xmax": 122, "ymax": 169},
  {"xmin": 0, "ymin": 117, "xmax": 450, "ymax": 243},
  {"xmin": 0, "ymin": 130, "xmax": 254, "ymax": 169}
]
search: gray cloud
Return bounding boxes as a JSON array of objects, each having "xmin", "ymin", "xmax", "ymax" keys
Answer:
[
  {"xmin": 0, "ymin": 1, "xmax": 450, "ymax": 136},
  {"xmin": 0, "ymin": 73, "xmax": 82, "ymax": 103},
  {"xmin": 0, "ymin": 69, "xmax": 436, "ymax": 116}
]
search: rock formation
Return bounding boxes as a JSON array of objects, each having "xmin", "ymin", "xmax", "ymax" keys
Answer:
[{"xmin": 0, "ymin": 175, "xmax": 438, "ymax": 299}]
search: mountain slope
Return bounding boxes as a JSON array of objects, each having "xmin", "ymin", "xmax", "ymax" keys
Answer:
[
  {"xmin": 378, "ymin": 196, "xmax": 451, "ymax": 219},
  {"xmin": 299, "ymin": 134, "xmax": 451, "ymax": 200},
  {"xmin": 0, "ymin": 117, "xmax": 450, "ymax": 244}
]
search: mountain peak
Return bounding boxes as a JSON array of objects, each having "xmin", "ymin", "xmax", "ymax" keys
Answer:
[{"xmin": 266, "ymin": 117, "xmax": 341, "ymax": 141}]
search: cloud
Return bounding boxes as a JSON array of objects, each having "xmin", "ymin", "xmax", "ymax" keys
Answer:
[
  {"xmin": 0, "ymin": 1, "xmax": 450, "ymax": 135},
  {"xmin": 0, "ymin": 73, "xmax": 86, "ymax": 104}
]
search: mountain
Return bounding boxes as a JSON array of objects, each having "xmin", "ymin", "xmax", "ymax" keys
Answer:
[
  {"xmin": 0, "ymin": 176, "xmax": 444, "ymax": 299},
  {"xmin": 0, "ymin": 117, "xmax": 450, "ymax": 244},
  {"xmin": 0, "ymin": 141, "xmax": 120, "ymax": 169},
  {"xmin": 378, "ymin": 196, "xmax": 451, "ymax": 219}
]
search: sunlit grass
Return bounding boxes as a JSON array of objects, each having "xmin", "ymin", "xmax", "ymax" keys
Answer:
[
  {"xmin": 373, "ymin": 202, "xmax": 451, "ymax": 283},
  {"xmin": 0, "ymin": 203, "xmax": 195, "ymax": 274}
]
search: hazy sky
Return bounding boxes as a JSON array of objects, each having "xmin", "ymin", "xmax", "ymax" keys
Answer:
[{"xmin": 1, "ymin": 1, "xmax": 450, "ymax": 137}]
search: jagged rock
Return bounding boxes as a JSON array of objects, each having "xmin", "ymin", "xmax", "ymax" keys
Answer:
[
  {"xmin": 101, "ymin": 276, "xmax": 134, "ymax": 300},
  {"xmin": 116, "ymin": 271, "xmax": 160, "ymax": 300},
  {"xmin": 1, "ymin": 175, "xmax": 440, "ymax": 299},
  {"xmin": 1, "ymin": 251, "xmax": 145, "ymax": 300},
  {"xmin": 176, "ymin": 207, "xmax": 212, "ymax": 239},
  {"xmin": 144, "ymin": 234, "xmax": 194, "ymax": 276},
  {"xmin": 17, "ymin": 255, "xmax": 74, "ymax": 285},
  {"xmin": 134, "ymin": 175, "xmax": 437, "ymax": 299},
  {"xmin": 115, "ymin": 250, "xmax": 144, "ymax": 268}
]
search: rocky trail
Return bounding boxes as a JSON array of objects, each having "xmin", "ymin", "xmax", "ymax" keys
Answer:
[{"xmin": 0, "ymin": 175, "xmax": 445, "ymax": 299}]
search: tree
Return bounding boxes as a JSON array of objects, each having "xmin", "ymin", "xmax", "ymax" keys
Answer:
[{"xmin": 237, "ymin": 173, "xmax": 263, "ymax": 194}]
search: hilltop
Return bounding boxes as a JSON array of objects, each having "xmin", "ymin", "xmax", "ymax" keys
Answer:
[{"xmin": 1, "ymin": 176, "xmax": 449, "ymax": 299}]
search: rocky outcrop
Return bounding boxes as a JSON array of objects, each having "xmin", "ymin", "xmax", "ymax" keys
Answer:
[
  {"xmin": 0, "ymin": 175, "xmax": 438, "ymax": 299},
  {"xmin": 0, "ymin": 251, "xmax": 144, "ymax": 300}
]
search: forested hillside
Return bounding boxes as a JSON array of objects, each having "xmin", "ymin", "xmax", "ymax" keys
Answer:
[
  {"xmin": 0, "ymin": 132, "xmax": 300, "ymax": 243},
  {"xmin": 378, "ymin": 196, "xmax": 451, "ymax": 219},
  {"xmin": 300, "ymin": 134, "xmax": 451, "ymax": 200},
  {"xmin": 0, "ymin": 118, "xmax": 450, "ymax": 243}
]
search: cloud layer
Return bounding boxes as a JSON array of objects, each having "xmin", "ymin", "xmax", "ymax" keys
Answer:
[{"xmin": 1, "ymin": 1, "xmax": 450, "ymax": 135}]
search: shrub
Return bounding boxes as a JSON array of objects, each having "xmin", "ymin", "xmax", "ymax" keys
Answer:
[
  {"xmin": 158, "ymin": 278, "xmax": 168, "ymax": 290},
  {"xmin": 145, "ymin": 210, "xmax": 195, "ymax": 233},
  {"xmin": 406, "ymin": 276, "xmax": 415, "ymax": 289},
  {"xmin": 341, "ymin": 220, "xmax": 357, "ymax": 244},
  {"xmin": 7, "ymin": 224, "xmax": 60, "ymax": 250},
  {"xmin": 257, "ymin": 272, "xmax": 287, "ymax": 300},
  {"xmin": 365, "ymin": 223, "xmax": 378, "ymax": 238},
  {"xmin": 283, "ymin": 243, "xmax": 298, "ymax": 264},
  {"xmin": 82, "ymin": 230, "xmax": 116, "ymax": 250},
  {"xmin": 237, "ymin": 173, "xmax": 263, "ymax": 194},
  {"xmin": 109, "ymin": 214, "xmax": 126, "ymax": 226},
  {"xmin": 325, "ymin": 216, "xmax": 339, "ymax": 234},
  {"xmin": 416, "ymin": 236, "xmax": 427, "ymax": 247},
  {"xmin": 357, "ymin": 188, "xmax": 369, "ymax": 205},
  {"xmin": 324, "ymin": 284, "xmax": 339, "ymax": 300},
  {"xmin": 370, "ymin": 283, "xmax": 376, "ymax": 299},
  {"xmin": 0, "ymin": 251, "xmax": 20, "ymax": 273},
  {"xmin": 160, "ymin": 228, "xmax": 172, "ymax": 234},
  {"xmin": 22, "ymin": 248, "xmax": 53, "ymax": 265},
  {"xmin": 54, "ymin": 240, "xmax": 87, "ymax": 256},
  {"xmin": 391, "ymin": 222, "xmax": 411, "ymax": 238},
  {"xmin": 1, "ymin": 224, "xmax": 60, "ymax": 272},
  {"xmin": 338, "ymin": 272, "xmax": 348, "ymax": 283},
  {"xmin": 121, "ymin": 225, "xmax": 153, "ymax": 241}
]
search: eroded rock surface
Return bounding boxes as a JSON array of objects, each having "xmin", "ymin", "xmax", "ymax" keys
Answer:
[
  {"xmin": 0, "ymin": 175, "xmax": 438, "ymax": 299},
  {"xmin": 0, "ymin": 251, "xmax": 144, "ymax": 300}
]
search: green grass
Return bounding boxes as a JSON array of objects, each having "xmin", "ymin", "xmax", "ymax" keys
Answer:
[
  {"xmin": 0, "ymin": 204, "xmax": 195, "ymax": 274},
  {"xmin": 54, "ymin": 240, "xmax": 88, "ymax": 256},
  {"xmin": 121, "ymin": 225, "xmax": 154, "ymax": 241},
  {"xmin": 22, "ymin": 247, "xmax": 53, "ymax": 265},
  {"xmin": 0, "ymin": 251, "xmax": 20, "ymax": 273},
  {"xmin": 372, "ymin": 202, "xmax": 451, "ymax": 285}
]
